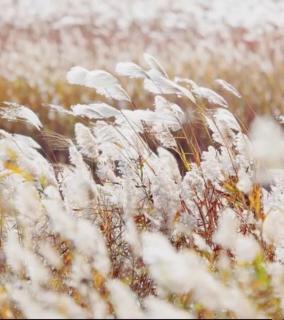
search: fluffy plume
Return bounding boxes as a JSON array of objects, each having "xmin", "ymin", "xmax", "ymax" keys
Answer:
[
  {"xmin": 116, "ymin": 62, "xmax": 146, "ymax": 79},
  {"xmin": 72, "ymin": 103, "xmax": 120, "ymax": 119},
  {"xmin": 192, "ymin": 86, "xmax": 228, "ymax": 108},
  {"xmin": 66, "ymin": 66, "xmax": 89, "ymax": 85},
  {"xmin": 215, "ymin": 79, "xmax": 242, "ymax": 98},
  {"xmin": 144, "ymin": 53, "xmax": 168, "ymax": 78},
  {"xmin": 67, "ymin": 67, "xmax": 130, "ymax": 101},
  {"xmin": 0, "ymin": 102, "xmax": 42, "ymax": 130}
]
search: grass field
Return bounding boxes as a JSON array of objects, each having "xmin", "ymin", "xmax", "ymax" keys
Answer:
[{"xmin": 0, "ymin": 1, "xmax": 284, "ymax": 319}]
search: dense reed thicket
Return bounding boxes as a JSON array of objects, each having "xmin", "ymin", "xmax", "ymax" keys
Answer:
[
  {"xmin": 1, "ymin": 1, "xmax": 284, "ymax": 319},
  {"xmin": 0, "ymin": 54, "xmax": 283, "ymax": 318}
]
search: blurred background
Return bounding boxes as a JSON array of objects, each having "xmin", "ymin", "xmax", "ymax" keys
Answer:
[{"xmin": 0, "ymin": 0, "xmax": 284, "ymax": 137}]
